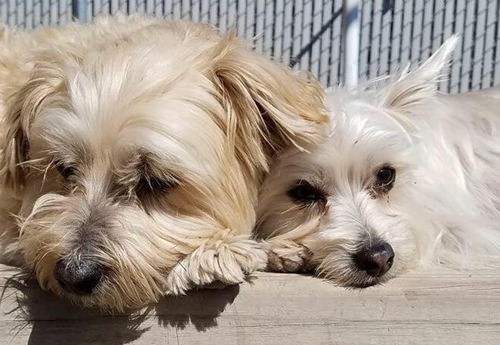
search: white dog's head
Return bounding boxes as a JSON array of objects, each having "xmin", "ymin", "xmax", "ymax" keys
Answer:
[
  {"xmin": 256, "ymin": 37, "xmax": 458, "ymax": 287},
  {"xmin": 0, "ymin": 17, "xmax": 327, "ymax": 310}
]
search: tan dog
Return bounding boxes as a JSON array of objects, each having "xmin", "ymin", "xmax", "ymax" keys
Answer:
[{"xmin": 0, "ymin": 15, "xmax": 327, "ymax": 311}]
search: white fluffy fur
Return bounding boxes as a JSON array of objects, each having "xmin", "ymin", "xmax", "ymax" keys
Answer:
[
  {"xmin": 0, "ymin": 15, "xmax": 327, "ymax": 310},
  {"xmin": 256, "ymin": 36, "xmax": 500, "ymax": 287}
]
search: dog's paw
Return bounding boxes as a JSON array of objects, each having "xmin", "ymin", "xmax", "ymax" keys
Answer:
[
  {"xmin": 265, "ymin": 240, "xmax": 312, "ymax": 273},
  {"xmin": 165, "ymin": 237, "xmax": 267, "ymax": 295}
]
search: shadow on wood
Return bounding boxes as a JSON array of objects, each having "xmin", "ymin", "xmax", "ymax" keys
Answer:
[{"xmin": 1, "ymin": 268, "xmax": 240, "ymax": 345}]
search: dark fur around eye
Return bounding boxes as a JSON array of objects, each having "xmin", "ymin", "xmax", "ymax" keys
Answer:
[
  {"xmin": 56, "ymin": 161, "xmax": 76, "ymax": 180},
  {"xmin": 374, "ymin": 166, "xmax": 396, "ymax": 192},
  {"xmin": 287, "ymin": 180, "xmax": 327, "ymax": 205},
  {"xmin": 135, "ymin": 176, "xmax": 176, "ymax": 199}
]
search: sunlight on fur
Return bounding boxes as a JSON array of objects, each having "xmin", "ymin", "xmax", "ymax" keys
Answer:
[
  {"xmin": 256, "ymin": 36, "xmax": 500, "ymax": 288},
  {"xmin": 0, "ymin": 15, "xmax": 328, "ymax": 311}
]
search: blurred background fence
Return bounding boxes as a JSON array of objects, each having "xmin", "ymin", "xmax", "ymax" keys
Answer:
[{"xmin": 1, "ymin": 0, "xmax": 499, "ymax": 93}]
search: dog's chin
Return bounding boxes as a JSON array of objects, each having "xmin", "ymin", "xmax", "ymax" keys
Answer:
[
  {"xmin": 39, "ymin": 269, "xmax": 165, "ymax": 312},
  {"xmin": 347, "ymin": 279, "xmax": 381, "ymax": 289},
  {"xmin": 317, "ymin": 261, "xmax": 394, "ymax": 289},
  {"xmin": 337, "ymin": 272, "xmax": 393, "ymax": 289}
]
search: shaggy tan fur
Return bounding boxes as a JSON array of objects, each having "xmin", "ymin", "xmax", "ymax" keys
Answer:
[{"xmin": 0, "ymin": 15, "xmax": 327, "ymax": 311}]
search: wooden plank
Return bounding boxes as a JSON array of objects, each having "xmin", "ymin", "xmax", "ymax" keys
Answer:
[{"xmin": 1, "ymin": 264, "xmax": 500, "ymax": 344}]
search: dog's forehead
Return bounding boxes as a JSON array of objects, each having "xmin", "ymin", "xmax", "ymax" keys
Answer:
[
  {"xmin": 276, "ymin": 113, "xmax": 410, "ymax": 188},
  {"xmin": 323, "ymin": 105, "xmax": 411, "ymax": 162},
  {"xmin": 31, "ymin": 68, "xmax": 227, "ymax": 175}
]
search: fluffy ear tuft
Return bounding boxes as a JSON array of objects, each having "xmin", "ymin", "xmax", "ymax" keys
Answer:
[
  {"xmin": 0, "ymin": 62, "xmax": 65, "ymax": 193},
  {"xmin": 380, "ymin": 35, "xmax": 459, "ymax": 112},
  {"xmin": 208, "ymin": 35, "xmax": 328, "ymax": 176}
]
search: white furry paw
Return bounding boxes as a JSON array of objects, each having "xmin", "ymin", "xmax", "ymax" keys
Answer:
[
  {"xmin": 165, "ymin": 238, "xmax": 267, "ymax": 295},
  {"xmin": 265, "ymin": 240, "xmax": 312, "ymax": 273}
]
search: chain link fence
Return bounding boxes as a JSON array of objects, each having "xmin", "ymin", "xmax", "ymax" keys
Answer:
[
  {"xmin": 1, "ymin": 0, "xmax": 499, "ymax": 92},
  {"xmin": 360, "ymin": 0, "xmax": 500, "ymax": 93},
  {"xmin": 0, "ymin": 0, "xmax": 72, "ymax": 27}
]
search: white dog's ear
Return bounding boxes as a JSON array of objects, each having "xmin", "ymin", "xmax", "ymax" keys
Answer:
[
  {"xmin": 380, "ymin": 35, "xmax": 459, "ymax": 112},
  {"xmin": 208, "ymin": 35, "xmax": 328, "ymax": 173},
  {"xmin": 0, "ymin": 62, "xmax": 65, "ymax": 193}
]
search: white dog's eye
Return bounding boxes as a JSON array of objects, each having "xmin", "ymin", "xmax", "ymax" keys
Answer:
[
  {"xmin": 287, "ymin": 180, "xmax": 326, "ymax": 205},
  {"xmin": 375, "ymin": 166, "xmax": 396, "ymax": 188}
]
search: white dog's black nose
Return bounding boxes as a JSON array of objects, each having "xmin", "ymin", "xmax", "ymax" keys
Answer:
[
  {"xmin": 54, "ymin": 258, "xmax": 103, "ymax": 295},
  {"xmin": 353, "ymin": 242, "xmax": 395, "ymax": 277}
]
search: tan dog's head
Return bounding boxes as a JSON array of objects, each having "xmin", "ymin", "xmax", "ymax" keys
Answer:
[{"xmin": 0, "ymin": 17, "xmax": 327, "ymax": 311}]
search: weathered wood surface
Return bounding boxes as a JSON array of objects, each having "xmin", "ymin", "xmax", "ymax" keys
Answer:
[{"xmin": 1, "ymin": 263, "xmax": 499, "ymax": 345}]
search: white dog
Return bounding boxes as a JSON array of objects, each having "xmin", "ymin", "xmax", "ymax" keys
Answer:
[
  {"xmin": 0, "ymin": 15, "xmax": 328, "ymax": 310},
  {"xmin": 256, "ymin": 36, "xmax": 500, "ymax": 288}
]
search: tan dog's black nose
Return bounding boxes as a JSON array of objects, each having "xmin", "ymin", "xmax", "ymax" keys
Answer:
[
  {"xmin": 353, "ymin": 242, "xmax": 394, "ymax": 277},
  {"xmin": 54, "ymin": 258, "xmax": 103, "ymax": 295}
]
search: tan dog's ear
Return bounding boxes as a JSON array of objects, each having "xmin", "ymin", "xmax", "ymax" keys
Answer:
[
  {"xmin": 0, "ymin": 62, "xmax": 65, "ymax": 193},
  {"xmin": 1, "ymin": 107, "xmax": 27, "ymax": 194},
  {"xmin": 208, "ymin": 34, "xmax": 328, "ymax": 175}
]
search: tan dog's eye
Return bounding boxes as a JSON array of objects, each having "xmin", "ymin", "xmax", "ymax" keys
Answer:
[
  {"xmin": 56, "ymin": 162, "xmax": 76, "ymax": 180},
  {"xmin": 135, "ymin": 176, "xmax": 176, "ymax": 200},
  {"xmin": 374, "ymin": 166, "xmax": 396, "ymax": 190},
  {"xmin": 287, "ymin": 180, "xmax": 326, "ymax": 205}
]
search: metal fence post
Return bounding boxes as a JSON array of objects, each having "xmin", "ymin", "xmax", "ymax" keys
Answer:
[
  {"xmin": 72, "ymin": 0, "xmax": 88, "ymax": 23},
  {"xmin": 343, "ymin": 0, "xmax": 360, "ymax": 89}
]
